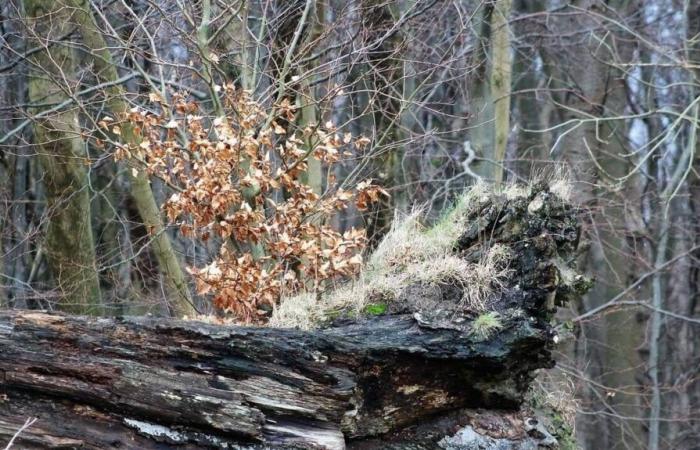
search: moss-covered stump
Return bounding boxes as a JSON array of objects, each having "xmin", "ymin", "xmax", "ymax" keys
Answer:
[{"xmin": 0, "ymin": 183, "xmax": 588, "ymax": 449}]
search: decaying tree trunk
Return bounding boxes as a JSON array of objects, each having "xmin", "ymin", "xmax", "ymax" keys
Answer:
[{"xmin": 0, "ymin": 183, "xmax": 588, "ymax": 449}]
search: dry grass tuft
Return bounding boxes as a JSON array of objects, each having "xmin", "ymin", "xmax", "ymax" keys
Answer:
[
  {"xmin": 549, "ymin": 178, "xmax": 573, "ymax": 203},
  {"xmin": 268, "ymin": 292, "xmax": 321, "ymax": 331},
  {"xmin": 367, "ymin": 210, "xmax": 434, "ymax": 270},
  {"xmin": 529, "ymin": 166, "xmax": 573, "ymax": 202},
  {"xmin": 501, "ymin": 183, "xmax": 531, "ymax": 200},
  {"xmin": 460, "ymin": 244, "xmax": 512, "ymax": 310},
  {"xmin": 496, "ymin": 167, "xmax": 573, "ymax": 203},
  {"xmin": 271, "ymin": 183, "xmax": 515, "ymax": 329}
]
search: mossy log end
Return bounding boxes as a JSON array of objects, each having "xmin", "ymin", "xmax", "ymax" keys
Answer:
[{"xmin": 0, "ymin": 184, "xmax": 587, "ymax": 449}]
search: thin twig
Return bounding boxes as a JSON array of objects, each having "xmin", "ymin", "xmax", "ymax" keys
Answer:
[{"xmin": 4, "ymin": 417, "xmax": 38, "ymax": 450}]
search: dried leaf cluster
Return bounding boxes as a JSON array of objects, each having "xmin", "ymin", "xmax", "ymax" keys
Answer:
[{"xmin": 110, "ymin": 85, "xmax": 387, "ymax": 321}]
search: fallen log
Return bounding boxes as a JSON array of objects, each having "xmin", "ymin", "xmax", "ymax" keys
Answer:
[{"xmin": 0, "ymin": 183, "xmax": 588, "ymax": 449}]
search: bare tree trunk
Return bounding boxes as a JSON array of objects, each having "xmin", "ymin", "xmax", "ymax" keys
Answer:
[
  {"xmin": 666, "ymin": 27, "xmax": 700, "ymax": 450},
  {"xmin": 469, "ymin": 2, "xmax": 495, "ymax": 181},
  {"xmin": 683, "ymin": 4, "xmax": 700, "ymax": 446},
  {"xmin": 67, "ymin": 0, "xmax": 196, "ymax": 317},
  {"xmin": 296, "ymin": 1, "xmax": 324, "ymax": 198},
  {"xmin": 361, "ymin": 0, "xmax": 407, "ymax": 246},
  {"xmin": 490, "ymin": 0, "xmax": 513, "ymax": 186},
  {"xmin": 92, "ymin": 162, "xmax": 129, "ymax": 313},
  {"xmin": 511, "ymin": 0, "xmax": 549, "ymax": 179},
  {"xmin": 1, "ymin": 0, "xmax": 31, "ymax": 308},
  {"xmin": 541, "ymin": 2, "xmax": 646, "ymax": 447},
  {"xmin": 23, "ymin": 0, "xmax": 103, "ymax": 314}
]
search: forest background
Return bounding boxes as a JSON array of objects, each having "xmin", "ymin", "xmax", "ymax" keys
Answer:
[{"xmin": 1, "ymin": 1, "xmax": 699, "ymax": 448}]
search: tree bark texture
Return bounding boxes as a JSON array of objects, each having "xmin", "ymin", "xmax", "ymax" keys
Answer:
[
  {"xmin": 489, "ymin": 0, "xmax": 513, "ymax": 186},
  {"xmin": 24, "ymin": 0, "xmax": 103, "ymax": 314},
  {"xmin": 67, "ymin": 0, "xmax": 196, "ymax": 317}
]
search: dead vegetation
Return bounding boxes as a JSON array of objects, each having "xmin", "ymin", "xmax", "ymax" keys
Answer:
[
  {"xmin": 270, "ymin": 179, "xmax": 574, "ymax": 330},
  {"xmin": 0, "ymin": 177, "xmax": 587, "ymax": 449}
]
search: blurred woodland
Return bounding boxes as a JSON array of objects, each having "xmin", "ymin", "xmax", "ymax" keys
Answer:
[{"xmin": 1, "ymin": 0, "xmax": 699, "ymax": 448}]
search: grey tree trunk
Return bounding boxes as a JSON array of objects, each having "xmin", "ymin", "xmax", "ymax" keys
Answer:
[
  {"xmin": 512, "ymin": 0, "xmax": 547, "ymax": 178},
  {"xmin": 23, "ymin": 0, "xmax": 103, "ymax": 314},
  {"xmin": 360, "ymin": 0, "xmax": 409, "ymax": 246},
  {"xmin": 490, "ymin": 0, "xmax": 513, "ymax": 186},
  {"xmin": 540, "ymin": 2, "xmax": 646, "ymax": 447},
  {"xmin": 469, "ymin": 2, "xmax": 495, "ymax": 181},
  {"xmin": 1, "ymin": 0, "xmax": 32, "ymax": 309},
  {"xmin": 68, "ymin": 0, "xmax": 196, "ymax": 317}
]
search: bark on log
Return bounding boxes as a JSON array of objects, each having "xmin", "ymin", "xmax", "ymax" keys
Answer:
[{"xmin": 0, "ymin": 183, "xmax": 587, "ymax": 449}]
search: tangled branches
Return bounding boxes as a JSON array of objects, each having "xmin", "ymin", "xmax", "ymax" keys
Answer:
[{"xmin": 109, "ymin": 85, "xmax": 386, "ymax": 321}]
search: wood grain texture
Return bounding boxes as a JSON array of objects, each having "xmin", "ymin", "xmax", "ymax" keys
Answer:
[{"xmin": 0, "ymin": 184, "xmax": 586, "ymax": 449}]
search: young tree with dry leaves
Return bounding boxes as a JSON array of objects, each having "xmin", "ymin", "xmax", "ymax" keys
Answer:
[{"xmin": 111, "ymin": 86, "xmax": 384, "ymax": 321}]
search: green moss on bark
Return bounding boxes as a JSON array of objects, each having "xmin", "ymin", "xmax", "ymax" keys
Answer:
[{"xmin": 25, "ymin": 0, "xmax": 103, "ymax": 314}]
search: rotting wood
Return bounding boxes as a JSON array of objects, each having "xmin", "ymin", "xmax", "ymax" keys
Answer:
[{"xmin": 0, "ymin": 183, "xmax": 588, "ymax": 449}]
